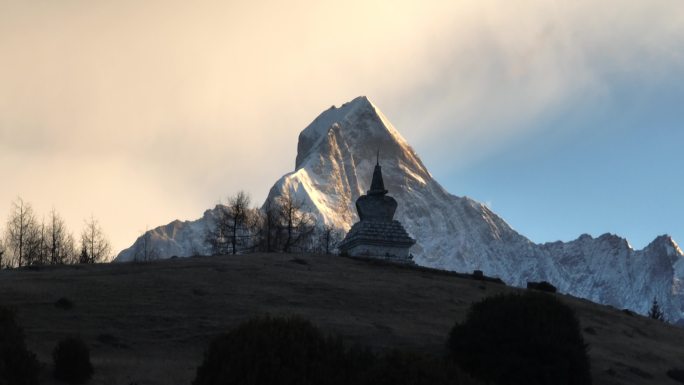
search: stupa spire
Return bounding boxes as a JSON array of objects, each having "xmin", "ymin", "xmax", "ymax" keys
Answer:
[{"xmin": 368, "ymin": 151, "xmax": 388, "ymax": 196}]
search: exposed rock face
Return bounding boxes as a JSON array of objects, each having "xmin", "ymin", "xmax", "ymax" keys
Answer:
[
  {"xmin": 338, "ymin": 160, "xmax": 415, "ymax": 262},
  {"xmin": 116, "ymin": 96, "xmax": 684, "ymax": 322}
]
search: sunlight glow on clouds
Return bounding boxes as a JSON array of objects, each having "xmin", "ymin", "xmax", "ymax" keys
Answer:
[{"xmin": 0, "ymin": 0, "xmax": 682, "ymax": 253}]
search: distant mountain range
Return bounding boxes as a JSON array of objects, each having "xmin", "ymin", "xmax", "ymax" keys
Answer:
[{"xmin": 116, "ymin": 96, "xmax": 684, "ymax": 322}]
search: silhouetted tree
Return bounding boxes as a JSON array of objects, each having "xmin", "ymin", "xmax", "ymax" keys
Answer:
[
  {"xmin": 204, "ymin": 205, "xmax": 231, "ymax": 256},
  {"xmin": 205, "ymin": 191, "xmax": 258, "ymax": 256},
  {"xmin": 5, "ymin": 197, "xmax": 38, "ymax": 267},
  {"xmin": 648, "ymin": 297, "xmax": 665, "ymax": 321},
  {"xmin": 32, "ymin": 219, "xmax": 49, "ymax": 265},
  {"xmin": 256, "ymin": 196, "xmax": 281, "ymax": 252},
  {"xmin": 0, "ymin": 236, "xmax": 5, "ymax": 268},
  {"xmin": 80, "ymin": 215, "xmax": 111, "ymax": 263},
  {"xmin": 318, "ymin": 224, "xmax": 341, "ymax": 255},
  {"xmin": 133, "ymin": 228, "xmax": 160, "ymax": 262},
  {"xmin": 47, "ymin": 209, "xmax": 76, "ymax": 264},
  {"xmin": 227, "ymin": 191, "xmax": 254, "ymax": 255},
  {"xmin": 278, "ymin": 190, "xmax": 316, "ymax": 253},
  {"xmin": 78, "ymin": 242, "xmax": 89, "ymax": 264}
]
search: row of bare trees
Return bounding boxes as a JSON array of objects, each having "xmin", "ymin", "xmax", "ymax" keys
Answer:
[
  {"xmin": 0, "ymin": 197, "xmax": 111, "ymax": 268},
  {"xmin": 204, "ymin": 190, "xmax": 342, "ymax": 256}
]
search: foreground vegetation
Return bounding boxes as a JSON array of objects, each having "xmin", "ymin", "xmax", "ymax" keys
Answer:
[
  {"xmin": 0, "ymin": 253, "xmax": 681, "ymax": 385},
  {"xmin": 193, "ymin": 316, "xmax": 477, "ymax": 385},
  {"xmin": 449, "ymin": 293, "xmax": 591, "ymax": 385},
  {"xmin": 3, "ymin": 290, "xmax": 591, "ymax": 385},
  {"xmin": 0, "ymin": 306, "xmax": 40, "ymax": 385},
  {"xmin": 193, "ymin": 293, "xmax": 591, "ymax": 385}
]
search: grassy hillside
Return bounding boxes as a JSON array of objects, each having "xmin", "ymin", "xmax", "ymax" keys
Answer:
[{"xmin": 1, "ymin": 254, "xmax": 683, "ymax": 385}]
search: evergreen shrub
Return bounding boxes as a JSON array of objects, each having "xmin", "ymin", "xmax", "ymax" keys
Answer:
[
  {"xmin": 193, "ymin": 315, "xmax": 482, "ymax": 385},
  {"xmin": 0, "ymin": 306, "xmax": 40, "ymax": 385},
  {"xmin": 448, "ymin": 292, "xmax": 591, "ymax": 385},
  {"xmin": 53, "ymin": 337, "xmax": 94, "ymax": 384}
]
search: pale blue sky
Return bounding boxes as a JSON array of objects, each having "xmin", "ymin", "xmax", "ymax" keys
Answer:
[{"xmin": 428, "ymin": 71, "xmax": 684, "ymax": 248}]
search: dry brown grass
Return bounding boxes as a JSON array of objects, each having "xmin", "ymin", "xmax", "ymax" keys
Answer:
[{"xmin": 0, "ymin": 253, "xmax": 683, "ymax": 385}]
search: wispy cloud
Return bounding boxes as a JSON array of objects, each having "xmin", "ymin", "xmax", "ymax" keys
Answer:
[{"xmin": 0, "ymin": 0, "xmax": 682, "ymax": 252}]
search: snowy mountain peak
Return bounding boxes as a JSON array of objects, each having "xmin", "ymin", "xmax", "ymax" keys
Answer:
[
  {"xmin": 296, "ymin": 96, "xmax": 375, "ymax": 169},
  {"xmin": 650, "ymin": 234, "xmax": 679, "ymax": 248},
  {"xmin": 295, "ymin": 96, "xmax": 421, "ymax": 175},
  {"xmin": 277, "ymin": 97, "xmax": 436, "ymax": 232},
  {"xmin": 597, "ymin": 233, "xmax": 632, "ymax": 249},
  {"xmin": 269, "ymin": 97, "xmax": 684, "ymax": 321},
  {"xmin": 117, "ymin": 96, "xmax": 684, "ymax": 322},
  {"xmin": 646, "ymin": 235, "xmax": 683, "ymax": 263}
]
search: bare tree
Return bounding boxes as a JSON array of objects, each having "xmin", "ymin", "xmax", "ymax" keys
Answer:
[
  {"xmin": 0, "ymin": 236, "xmax": 5, "ymax": 268},
  {"xmin": 134, "ymin": 228, "xmax": 160, "ymax": 262},
  {"xmin": 17, "ymin": 219, "xmax": 40, "ymax": 266},
  {"xmin": 80, "ymin": 215, "xmax": 111, "ymax": 263},
  {"xmin": 47, "ymin": 209, "xmax": 76, "ymax": 264},
  {"xmin": 278, "ymin": 190, "xmax": 316, "ymax": 253},
  {"xmin": 254, "ymin": 192, "xmax": 316, "ymax": 253},
  {"xmin": 256, "ymin": 196, "xmax": 281, "ymax": 252},
  {"xmin": 61, "ymin": 233, "xmax": 77, "ymax": 264},
  {"xmin": 205, "ymin": 191, "xmax": 257, "ymax": 256},
  {"xmin": 79, "ymin": 239, "xmax": 89, "ymax": 264},
  {"xmin": 204, "ymin": 205, "xmax": 232, "ymax": 256},
  {"xmin": 5, "ymin": 197, "xmax": 37, "ymax": 267},
  {"xmin": 31, "ymin": 218, "xmax": 49, "ymax": 266},
  {"xmin": 227, "ymin": 191, "xmax": 253, "ymax": 255},
  {"xmin": 318, "ymin": 224, "xmax": 341, "ymax": 255}
]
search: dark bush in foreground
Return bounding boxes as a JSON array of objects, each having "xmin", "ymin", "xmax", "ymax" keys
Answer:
[
  {"xmin": 194, "ymin": 316, "xmax": 481, "ymax": 385},
  {"xmin": 53, "ymin": 337, "xmax": 93, "ymax": 384},
  {"xmin": 55, "ymin": 297, "xmax": 74, "ymax": 310},
  {"xmin": 193, "ymin": 316, "xmax": 349, "ymax": 385},
  {"xmin": 448, "ymin": 292, "xmax": 591, "ymax": 385},
  {"xmin": 0, "ymin": 306, "xmax": 40, "ymax": 385},
  {"xmin": 668, "ymin": 369, "xmax": 684, "ymax": 384},
  {"xmin": 526, "ymin": 280, "xmax": 557, "ymax": 293},
  {"xmin": 361, "ymin": 349, "xmax": 481, "ymax": 385}
]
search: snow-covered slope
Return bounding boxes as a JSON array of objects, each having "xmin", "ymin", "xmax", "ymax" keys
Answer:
[
  {"xmin": 115, "ymin": 96, "xmax": 684, "ymax": 322},
  {"xmin": 116, "ymin": 207, "xmax": 219, "ymax": 262}
]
